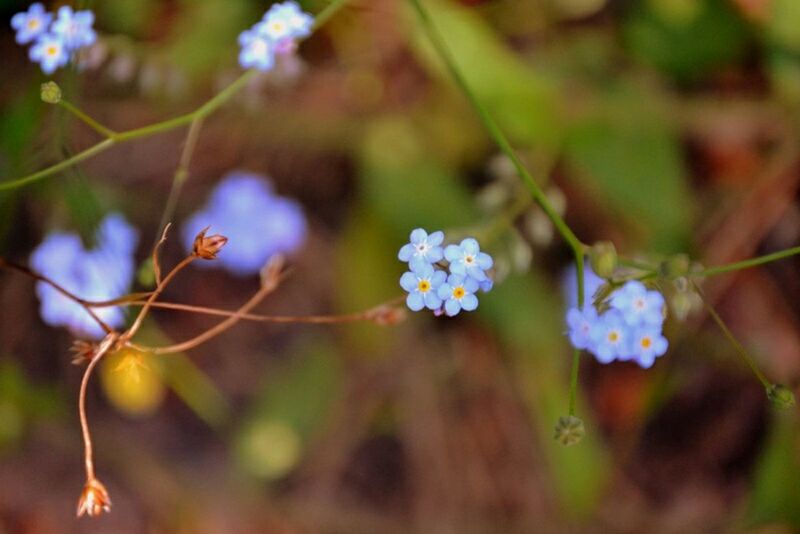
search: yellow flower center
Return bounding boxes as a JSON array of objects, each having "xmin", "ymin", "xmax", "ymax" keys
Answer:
[
  {"xmin": 28, "ymin": 19, "xmax": 40, "ymax": 29},
  {"xmin": 452, "ymin": 286, "xmax": 465, "ymax": 299},
  {"xmin": 608, "ymin": 331, "xmax": 619, "ymax": 343},
  {"xmin": 46, "ymin": 45, "xmax": 58, "ymax": 56},
  {"xmin": 271, "ymin": 21, "xmax": 286, "ymax": 33},
  {"xmin": 640, "ymin": 337, "xmax": 652, "ymax": 349},
  {"xmin": 417, "ymin": 280, "xmax": 431, "ymax": 293}
]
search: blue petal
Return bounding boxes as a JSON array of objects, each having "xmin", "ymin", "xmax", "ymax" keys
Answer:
[
  {"xmin": 426, "ymin": 247, "xmax": 444, "ymax": 263},
  {"xmin": 448, "ymin": 261, "xmax": 466, "ymax": 275},
  {"xmin": 444, "ymin": 244, "xmax": 461, "ymax": 262},
  {"xmin": 446, "ymin": 273, "xmax": 465, "ymax": 286},
  {"xmin": 444, "ymin": 299, "xmax": 461, "ymax": 316},
  {"xmin": 400, "ymin": 272, "xmax": 418, "ymax": 292},
  {"xmin": 427, "ymin": 231, "xmax": 444, "ymax": 246},
  {"xmin": 409, "ymin": 228, "xmax": 427, "ymax": 244},
  {"xmin": 437, "ymin": 284, "xmax": 452, "ymax": 300},
  {"xmin": 476, "ymin": 252, "xmax": 493, "ymax": 270},
  {"xmin": 461, "ymin": 293, "xmax": 478, "ymax": 311},
  {"xmin": 466, "ymin": 265, "xmax": 486, "ymax": 282},
  {"xmin": 409, "ymin": 256, "xmax": 432, "ymax": 273},
  {"xmin": 463, "ymin": 276, "xmax": 480, "ymax": 293},
  {"xmin": 398, "ymin": 243, "xmax": 415, "ymax": 261},
  {"xmin": 431, "ymin": 270, "xmax": 447, "ymax": 287},
  {"xmin": 423, "ymin": 292, "xmax": 442, "ymax": 310},
  {"xmin": 460, "ymin": 238, "xmax": 479, "ymax": 255},
  {"xmin": 406, "ymin": 293, "xmax": 425, "ymax": 312}
]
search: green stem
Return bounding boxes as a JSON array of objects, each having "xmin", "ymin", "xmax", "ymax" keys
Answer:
[
  {"xmin": 409, "ymin": 0, "xmax": 586, "ymax": 415},
  {"xmin": 313, "ymin": 0, "xmax": 351, "ymax": 29},
  {"xmin": 698, "ymin": 246, "xmax": 800, "ymax": 278},
  {"xmin": 58, "ymin": 100, "xmax": 117, "ymax": 138},
  {"xmin": 693, "ymin": 282, "xmax": 770, "ymax": 387}
]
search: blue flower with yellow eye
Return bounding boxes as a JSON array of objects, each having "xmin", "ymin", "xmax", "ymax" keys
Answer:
[
  {"xmin": 238, "ymin": 28, "xmax": 276, "ymax": 71},
  {"xmin": 400, "ymin": 264, "xmax": 446, "ymax": 311},
  {"xmin": 609, "ymin": 280, "xmax": 665, "ymax": 327},
  {"xmin": 437, "ymin": 273, "xmax": 479, "ymax": 317},
  {"xmin": 28, "ymin": 33, "xmax": 69, "ymax": 74},
  {"xmin": 444, "ymin": 238, "xmax": 493, "ymax": 282},
  {"xmin": 588, "ymin": 309, "xmax": 629, "ymax": 364},
  {"xmin": 260, "ymin": 1, "xmax": 314, "ymax": 42},
  {"xmin": 625, "ymin": 325, "xmax": 668, "ymax": 369},
  {"xmin": 398, "ymin": 228, "xmax": 444, "ymax": 272},
  {"xmin": 11, "ymin": 3, "xmax": 51, "ymax": 45},
  {"xmin": 566, "ymin": 305, "xmax": 599, "ymax": 351}
]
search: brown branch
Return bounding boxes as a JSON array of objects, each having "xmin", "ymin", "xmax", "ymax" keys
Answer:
[{"xmin": 151, "ymin": 224, "xmax": 172, "ymax": 286}]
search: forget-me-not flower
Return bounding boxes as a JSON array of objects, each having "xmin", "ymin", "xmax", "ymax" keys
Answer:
[
  {"xmin": 398, "ymin": 228, "xmax": 444, "ymax": 272},
  {"xmin": 400, "ymin": 264, "xmax": 447, "ymax": 311},
  {"xmin": 562, "ymin": 261, "xmax": 605, "ymax": 309},
  {"xmin": 30, "ymin": 214, "xmax": 138, "ymax": 339},
  {"xmin": 28, "ymin": 33, "xmax": 69, "ymax": 74},
  {"xmin": 609, "ymin": 280, "xmax": 665, "ymax": 327},
  {"xmin": 238, "ymin": 28, "xmax": 276, "ymax": 71},
  {"xmin": 11, "ymin": 3, "xmax": 51, "ymax": 44},
  {"xmin": 437, "ymin": 273, "xmax": 480, "ymax": 317},
  {"xmin": 182, "ymin": 171, "xmax": 307, "ymax": 276},
  {"xmin": 588, "ymin": 309, "xmax": 629, "ymax": 364},
  {"xmin": 50, "ymin": 6, "xmax": 96, "ymax": 51},
  {"xmin": 444, "ymin": 238, "xmax": 493, "ymax": 282},
  {"xmin": 566, "ymin": 305, "xmax": 599, "ymax": 351},
  {"xmin": 260, "ymin": 2, "xmax": 314, "ymax": 42},
  {"xmin": 238, "ymin": 1, "xmax": 313, "ymax": 71},
  {"xmin": 626, "ymin": 325, "xmax": 669, "ymax": 368}
]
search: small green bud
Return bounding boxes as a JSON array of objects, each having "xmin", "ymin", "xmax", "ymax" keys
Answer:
[
  {"xmin": 554, "ymin": 415, "xmax": 585, "ymax": 446},
  {"xmin": 660, "ymin": 253, "xmax": 691, "ymax": 278},
  {"xmin": 589, "ymin": 241, "xmax": 617, "ymax": 279},
  {"xmin": 40, "ymin": 81, "xmax": 62, "ymax": 104},
  {"xmin": 766, "ymin": 384, "xmax": 796, "ymax": 410}
]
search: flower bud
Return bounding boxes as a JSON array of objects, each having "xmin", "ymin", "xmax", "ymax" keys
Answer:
[
  {"xmin": 192, "ymin": 227, "xmax": 228, "ymax": 260},
  {"xmin": 589, "ymin": 241, "xmax": 617, "ymax": 279},
  {"xmin": 76, "ymin": 478, "xmax": 112, "ymax": 518},
  {"xmin": 766, "ymin": 384, "xmax": 796, "ymax": 410},
  {"xmin": 40, "ymin": 81, "xmax": 62, "ymax": 104},
  {"xmin": 660, "ymin": 253, "xmax": 691, "ymax": 278},
  {"xmin": 554, "ymin": 415, "xmax": 585, "ymax": 446},
  {"xmin": 368, "ymin": 305, "xmax": 407, "ymax": 326}
]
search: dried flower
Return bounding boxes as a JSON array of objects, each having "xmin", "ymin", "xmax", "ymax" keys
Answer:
[
  {"xmin": 76, "ymin": 478, "xmax": 111, "ymax": 518},
  {"xmin": 192, "ymin": 227, "xmax": 228, "ymax": 260},
  {"xmin": 69, "ymin": 340, "xmax": 97, "ymax": 365}
]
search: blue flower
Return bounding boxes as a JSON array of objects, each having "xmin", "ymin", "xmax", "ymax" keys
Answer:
[
  {"xmin": 437, "ymin": 274, "xmax": 479, "ymax": 316},
  {"xmin": 566, "ymin": 305, "xmax": 599, "ymax": 351},
  {"xmin": 398, "ymin": 228, "xmax": 444, "ymax": 272},
  {"xmin": 444, "ymin": 238, "xmax": 493, "ymax": 282},
  {"xmin": 30, "ymin": 214, "xmax": 138, "ymax": 339},
  {"xmin": 29, "ymin": 34, "xmax": 69, "ymax": 74},
  {"xmin": 588, "ymin": 309, "xmax": 630, "ymax": 364},
  {"xmin": 400, "ymin": 264, "xmax": 447, "ymax": 311},
  {"xmin": 562, "ymin": 261, "xmax": 605, "ymax": 309},
  {"xmin": 238, "ymin": 28, "xmax": 276, "ymax": 71},
  {"xmin": 50, "ymin": 6, "xmax": 96, "ymax": 51},
  {"xmin": 11, "ymin": 3, "xmax": 51, "ymax": 45},
  {"xmin": 625, "ymin": 326, "xmax": 668, "ymax": 368},
  {"xmin": 260, "ymin": 1, "xmax": 314, "ymax": 42},
  {"xmin": 609, "ymin": 280, "xmax": 665, "ymax": 327},
  {"xmin": 182, "ymin": 171, "xmax": 307, "ymax": 276}
]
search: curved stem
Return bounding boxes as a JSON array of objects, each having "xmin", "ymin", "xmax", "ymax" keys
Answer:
[
  {"xmin": 59, "ymin": 100, "xmax": 117, "ymax": 138},
  {"xmin": 78, "ymin": 334, "xmax": 118, "ymax": 480},
  {"xmin": 698, "ymin": 245, "xmax": 800, "ymax": 278}
]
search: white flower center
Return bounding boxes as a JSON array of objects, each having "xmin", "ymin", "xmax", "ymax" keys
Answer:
[
  {"xmin": 465, "ymin": 255, "xmax": 474, "ymax": 264},
  {"xmin": 634, "ymin": 298, "xmax": 645, "ymax": 310},
  {"xmin": 416, "ymin": 243, "xmax": 428, "ymax": 254}
]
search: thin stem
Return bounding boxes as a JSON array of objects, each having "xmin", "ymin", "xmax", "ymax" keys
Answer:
[
  {"xmin": 78, "ymin": 333, "xmax": 118, "ymax": 480},
  {"xmin": 58, "ymin": 100, "xmax": 117, "ymax": 138},
  {"xmin": 148, "ymin": 261, "xmax": 284, "ymax": 355},
  {"xmin": 693, "ymin": 282, "xmax": 770, "ymax": 387},
  {"xmin": 698, "ymin": 245, "xmax": 800, "ymax": 278},
  {"xmin": 568, "ymin": 254, "xmax": 585, "ymax": 416},
  {"xmin": 407, "ymin": 0, "xmax": 584, "ymax": 258},
  {"xmin": 123, "ymin": 256, "xmax": 195, "ymax": 340},
  {"xmin": 312, "ymin": 0, "xmax": 351, "ymax": 29}
]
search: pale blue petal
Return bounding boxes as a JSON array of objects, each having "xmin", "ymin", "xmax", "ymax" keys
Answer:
[
  {"xmin": 398, "ymin": 243, "xmax": 415, "ymax": 261},
  {"xmin": 406, "ymin": 293, "xmax": 424, "ymax": 311},
  {"xmin": 466, "ymin": 265, "xmax": 486, "ymax": 282},
  {"xmin": 476, "ymin": 252, "xmax": 493, "ymax": 270},
  {"xmin": 400, "ymin": 272, "xmax": 417, "ymax": 292},
  {"xmin": 410, "ymin": 228, "xmax": 427, "ymax": 244},
  {"xmin": 437, "ymin": 284, "xmax": 452, "ymax": 300},
  {"xmin": 463, "ymin": 277, "xmax": 480, "ymax": 293},
  {"xmin": 460, "ymin": 238, "xmax": 480, "ymax": 255},
  {"xmin": 444, "ymin": 299, "xmax": 461, "ymax": 316},
  {"xmin": 461, "ymin": 293, "xmax": 478, "ymax": 311},
  {"xmin": 427, "ymin": 247, "xmax": 444, "ymax": 263},
  {"xmin": 448, "ymin": 261, "xmax": 466, "ymax": 275},
  {"xmin": 423, "ymin": 292, "xmax": 442, "ymax": 310},
  {"xmin": 427, "ymin": 231, "xmax": 444, "ymax": 246},
  {"xmin": 431, "ymin": 270, "xmax": 447, "ymax": 287},
  {"xmin": 444, "ymin": 244, "xmax": 461, "ymax": 262}
]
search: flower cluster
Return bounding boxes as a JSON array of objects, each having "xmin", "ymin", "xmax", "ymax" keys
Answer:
[
  {"xmin": 398, "ymin": 229, "xmax": 493, "ymax": 316},
  {"xmin": 11, "ymin": 4, "xmax": 96, "ymax": 74},
  {"xmin": 182, "ymin": 171, "xmax": 307, "ymax": 276},
  {"xmin": 30, "ymin": 214, "xmax": 138, "ymax": 339},
  {"xmin": 238, "ymin": 1, "xmax": 314, "ymax": 72},
  {"xmin": 566, "ymin": 279, "xmax": 668, "ymax": 369}
]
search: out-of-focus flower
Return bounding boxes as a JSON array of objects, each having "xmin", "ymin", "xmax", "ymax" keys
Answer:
[
  {"xmin": 400, "ymin": 263, "xmax": 446, "ymax": 311},
  {"xmin": 51, "ymin": 6, "xmax": 96, "ymax": 51},
  {"xmin": 29, "ymin": 34, "xmax": 69, "ymax": 74},
  {"xmin": 437, "ymin": 274, "xmax": 479, "ymax": 317},
  {"xmin": 445, "ymin": 238, "xmax": 493, "ymax": 282},
  {"xmin": 609, "ymin": 280, "xmax": 665, "ymax": 327},
  {"xmin": 566, "ymin": 305, "xmax": 598, "ymax": 351},
  {"xmin": 76, "ymin": 478, "xmax": 111, "ymax": 518},
  {"xmin": 398, "ymin": 228, "xmax": 444, "ymax": 272},
  {"xmin": 562, "ymin": 261, "xmax": 605, "ymax": 309},
  {"xmin": 238, "ymin": 1, "xmax": 313, "ymax": 72},
  {"xmin": 30, "ymin": 214, "xmax": 138, "ymax": 339},
  {"xmin": 182, "ymin": 171, "xmax": 307, "ymax": 276},
  {"xmin": 11, "ymin": 3, "xmax": 51, "ymax": 44}
]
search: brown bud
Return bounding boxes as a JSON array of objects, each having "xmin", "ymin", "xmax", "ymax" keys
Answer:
[
  {"xmin": 76, "ymin": 478, "xmax": 112, "ymax": 518},
  {"xmin": 70, "ymin": 340, "xmax": 97, "ymax": 365},
  {"xmin": 193, "ymin": 227, "xmax": 228, "ymax": 260},
  {"xmin": 368, "ymin": 305, "xmax": 407, "ymax": 326}
]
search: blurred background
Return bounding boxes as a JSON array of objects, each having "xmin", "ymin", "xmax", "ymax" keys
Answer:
[{"xmin": 1, "ymin": 0, "xmax": 800, "ymax": 532}]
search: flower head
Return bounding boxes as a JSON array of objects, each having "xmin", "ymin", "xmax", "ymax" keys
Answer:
[
  {"xmin": 589, "ymin": 309, "xmax": 630, "ymax": 364},
  {"xmin": 437, "ymin": 273, "xmax": 479, "ymax": 317},
  {"xmin": 444, "ymin": 238, "xmax": 493, "ymax": 282},
  {"xmin": 609, "ymin": 280, "xmax": 665, "ymax": 327},
  {"xmin": 11, "ymin": 3, "xmax": 51, "ymax": 44},
  {"xmin": 398, "ymin": 228, "xmax": 445, "ymax": 272},
  {"xmin": 625, "ymin": 325, "xmax": 668, "ymax": 368},
  {"xmin": 50, "ymin": 6, "xmax": 96, "ymax": 51},
  {"xmin": 400, "ymin": 263, "xmax": 447, "ymax": 311},
  {"xmin": 30, "ymin": 214, "xmax": 138, "ymax": 339},
  {"xmin": 76, "ymin": 478, "xmax": 111, "ymax": 518},
  {"xmin": 29, "ymin": 34, "xmax": 69, "ymax": 74},
  {"xmin": 182, "ymin": 171, "xmax": 306, "ymax": 276},
  {"xmin": 566, "ymin": 305, "xmax": 599, "ymax": 351},
  {"xmin": 261, "ymin": 2, "xmax": 314, "ymax": 40},
  {"xmin": 238, "ymin": 28, "xmax": 276, "ymax": 71}
]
